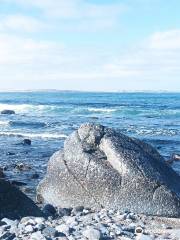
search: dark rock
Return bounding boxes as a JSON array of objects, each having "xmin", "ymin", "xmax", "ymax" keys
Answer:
[
  {"xmin": 14, "ymin": 163, "xmax": 31, "ymax": 171},
  {"xmin": 22, "ymin": 139, "xmax": 31, "ymax": 146},
  {"xmin": 10, "ymin": 180, "xmax": 27, "ymax": 186},
  {"xmin": 42, "ymin": 204, "xmax": 56, "ymax": 217},
  {"xmin": 1, "ymin": 110, "xmax": 15, "ymax": 115},
  {"xmin": 58, "ymin": 208, "xmax": 72, "ymax": 217},
  {"xmin": 2, "ymin": 166, "xmax": 8, "ymax": 171},
  {"xmin": 0, "ymin": 232, "xmax": 16, "ymax": 240},
  {"xmin": 37, "ymin": 123, "xmax": 180, "ymax": 217},
  {"xmin": 0, "ymin": 168, "xmax": 5, "ymax": 178},
  {"xmin": 0, "ymin": 220, "xmax": 6, "ymax": 226},
  {"xmin": 0, "ymin": 179, "xmax": 43, "ymax": 219},
  {"xmin": 6, "ymin": 152, "xmax": 15, "ymax": 156},
  {"xmin": 31, "ymin": 173, "xmax": 40, "ymax": 179},
  {"xmin": 56, "ymin": 232, "xmax": 67, "ymax": 237}
]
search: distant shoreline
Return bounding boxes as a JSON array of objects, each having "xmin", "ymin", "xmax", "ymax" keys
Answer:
[{"xmin": 0, "ymin": 89, "xmax": 179, "ymax": 94}]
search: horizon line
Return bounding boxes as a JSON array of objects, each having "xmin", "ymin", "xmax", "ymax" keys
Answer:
[{"xmin": 0, "ymin": 89, "xmax": 179, "ymax": 94}]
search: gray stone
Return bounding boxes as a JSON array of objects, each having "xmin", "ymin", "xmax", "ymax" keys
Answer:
[
  {"xmin": 30, "ymin": 231, "xmax": 46, "ymax": 240},
  {"xmin": 82, "ymin": 227, "xmax": 101, "ymax": 240},
  {"xmin": 37, "ymin": 123, "xmax": 180, "ymax": 217},
  {"xmin": 0, "ymin": 179, "xmax": 43, "ymax": 219},
  {"xmin": 56, "ymin": 224, "xmax": 70, "ymax": 235},
  {"xmin": 137, "ymin": 235, "xmax": 154, "ymax": 240},
  {"xmin": 24, "ymin": 224, "xmax": 34, "ymax": 233},
  {"xmin": 42, "ymin": 226, "xmax": 57, "ymax": 238},
  {"xmin": 58, "ymin": 208, "xmax": 72, "ymax": 217}
]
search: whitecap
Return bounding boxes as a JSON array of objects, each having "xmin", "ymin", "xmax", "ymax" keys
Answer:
[
  {"xmin": 0, "ymin": 120, "xmax": 9, "ymax": 126},
  {"xmin": 87, "ymin": 108, "xmax": 117, "ymax": 113},
  {"xmin": 0, "ymin": 103, "xmax": 57, "ymax": 114},
  {"xmin": 0, "ymin": 131, "xmax": 67, "ymax": 139}
]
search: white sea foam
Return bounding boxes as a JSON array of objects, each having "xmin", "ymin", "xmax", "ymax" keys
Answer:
[
  {"xmin": 0, "ymin": 131, "xmax": 67, "ymax": 139},
  {"xmin": 88, "ymin": 108, "xmax": 117, "ymax": 113},
  {"xmin": 131, "ymin": 127, "xmax": 178, "ymax": 136},
  {"xmin": 0, "ymin": 120, "xmax": 9, "ymax": 126},
  {"xmin": 0, "ymin": 103, "xmax": 56, "ymax": 113}
]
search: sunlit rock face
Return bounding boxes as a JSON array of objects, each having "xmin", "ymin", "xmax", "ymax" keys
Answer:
[{"xmin": 37, "ymin": 123, "xmax": 180, "ymax": 217}]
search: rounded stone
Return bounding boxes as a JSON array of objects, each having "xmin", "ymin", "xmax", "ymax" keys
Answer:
[
  {"xmin": 37, "ymin": 123, "xmax": 180, "ymax": 217},
  {"xmin": 82, "ymin": 227, "xmax": 101, "ymax": 240}
]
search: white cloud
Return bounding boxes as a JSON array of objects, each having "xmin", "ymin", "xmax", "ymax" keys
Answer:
[
  {"xmin": 0, "ymin": 14, "xmax": 47, "ymax": 32},
  {"xmin": 0, "ymin": 29, "xmax": 180, "ymax": 91},
  {"xmin": 8, "ymin": 0, "xmax": 124, "ymax": 19},
  {"xmin": 103, "ymin": 29, "xmax": 180, "ymax": 81},
  {"xmin": 148, "ymin": 30, "xmax": 180, "ymax": 50},
  {"xmin": 1, "ymin": 0, "xmax": 125, "ymax": 32},
  {"xmin": 0, "ymin": 34, "xmax": 64, "ymax": 65}
]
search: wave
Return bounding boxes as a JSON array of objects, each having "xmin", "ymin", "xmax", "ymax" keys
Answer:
[
  {"xmin": 0, "ymin": 120, "xmax": 9, "ymax": 126},
  {"xmin": 0, "ymin": 131, "xmax": 67, "ymax": 139},
  {"xmin": 0, "ymin": 103, "xmax": 57, "ymax": 113},
  {"xmin": 87, "ymin": 108, "xmax": 117, "ymax": 113},
  {"xmin": 126, "ymin": 127, "xmax": 179, "ymax": 137}
]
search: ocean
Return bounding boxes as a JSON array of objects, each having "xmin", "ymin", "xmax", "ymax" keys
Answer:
[{"xmin": 0, "ymin": 91, "xmax": 179, "ymax": 198}]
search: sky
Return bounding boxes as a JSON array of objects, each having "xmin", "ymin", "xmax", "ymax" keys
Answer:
[{"xmin": 0, "ymin": 0, "xmax": 180, "ymax": 91}]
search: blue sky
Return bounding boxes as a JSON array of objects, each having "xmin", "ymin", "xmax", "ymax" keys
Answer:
[{"xmin": 0, "ymin": 0, "xmax": 180, "ymax": 91}]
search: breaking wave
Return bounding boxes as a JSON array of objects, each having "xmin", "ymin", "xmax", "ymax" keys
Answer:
[{"xmin": 0, "ymin": 131, "xmax": 67, "ymax": 139}]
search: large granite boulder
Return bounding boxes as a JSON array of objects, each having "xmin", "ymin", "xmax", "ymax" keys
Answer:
[
  {"xmin": 37, "ymin": 123, "xmax": 180, "ymax": 217},
  {"xmin": 0, "ymin": 179, "xmax": 43, "ymax": 219}
]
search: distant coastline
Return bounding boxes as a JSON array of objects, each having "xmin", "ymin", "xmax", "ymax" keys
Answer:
[{"xmin": 0, "ymin": 89, "xmax": 179, "ymax": 94}]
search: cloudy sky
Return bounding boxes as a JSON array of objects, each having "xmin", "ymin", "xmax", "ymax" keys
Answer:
[{"xmin": 0, "ymin": 0, "xmax": 180, "ymax": 91}]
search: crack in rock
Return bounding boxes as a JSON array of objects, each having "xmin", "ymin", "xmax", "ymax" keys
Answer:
[{"xmin": 62, "ymin": 156, "xmax": 103, "ymax": 208}]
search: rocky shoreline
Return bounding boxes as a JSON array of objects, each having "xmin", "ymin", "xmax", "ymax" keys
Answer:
[
  {"xmin": 0, "ymin": 123, "xmax": 180, "ymax": 239},
  {"xmin": 1, "ymin": 205, "xmax": 180, "ymax": 240}
]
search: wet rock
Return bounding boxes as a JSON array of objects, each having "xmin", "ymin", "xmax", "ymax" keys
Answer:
[
  {"xmin": 0, "ymin": 179, "xmax": 43, "ymax": 219},
  {"xmin": 31, "ymin": 173, "xmax": 40, "ymax": 179},
  {"xmin": 6, "ymin": 152, "xmax": 15, "ymax": 156},
  {"xmin": 22, "ymin": 139, "xmax": 31, "ymax": 146},
  {"xmin": 0, "ymin": 168, "xmax": 4, "ymax": 178},
  {"xmin": 1, "ymin": 110, "xmax": 15, "ymax": 115},
  {"xmin": 14, "ymin": 163, "xmax": 31, "ymax": 171},
  {"xmin": 37, "ymin": 123, "xmax": 180, "ymax": 217}
]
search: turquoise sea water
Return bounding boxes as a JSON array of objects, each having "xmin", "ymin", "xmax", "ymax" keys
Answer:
[{"xmin": 0, "ymin": 91, "xmax": 179, "ymax": 196}]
